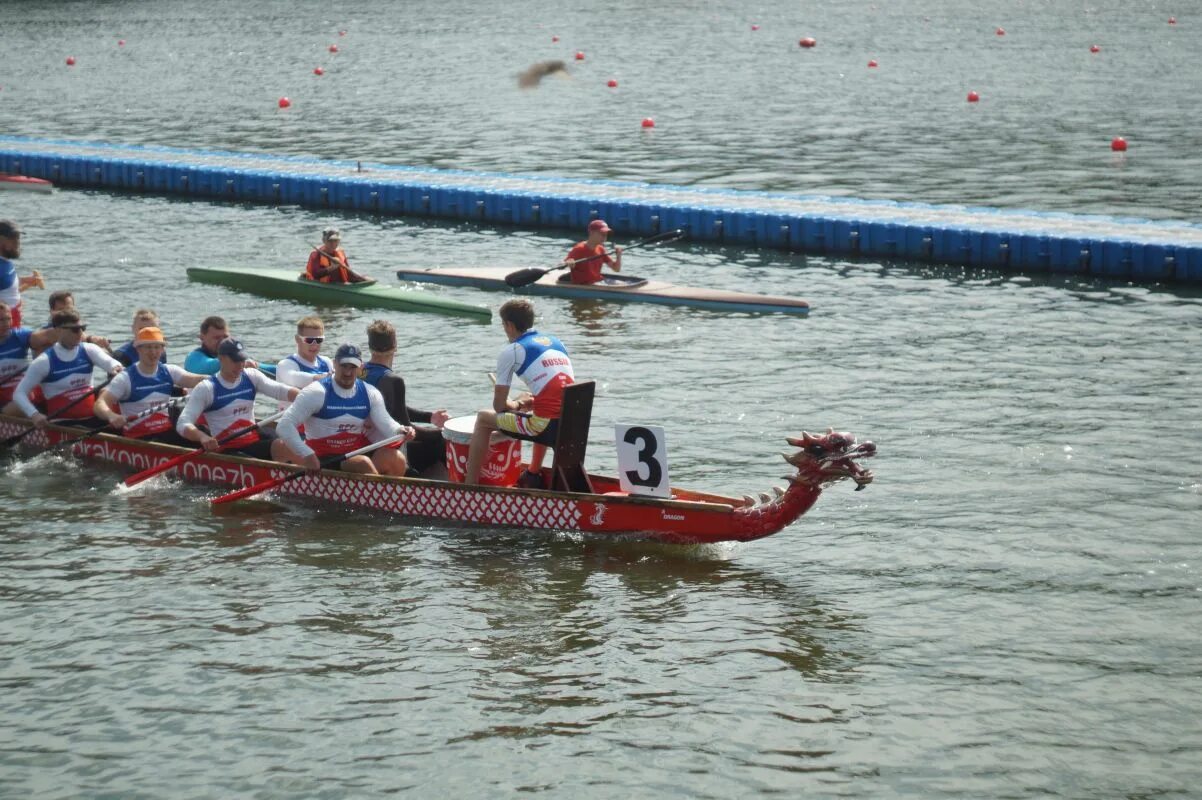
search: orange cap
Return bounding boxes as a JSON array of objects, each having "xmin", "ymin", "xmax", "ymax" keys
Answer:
[{"xmin": 134, "ymin": 326, "xmax": 166, "ymax": 347}]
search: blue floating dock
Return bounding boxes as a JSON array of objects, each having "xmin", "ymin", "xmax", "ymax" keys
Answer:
[{"xmin": 3, "ymin": 135, "xmax": 1201, "ymax": 283}]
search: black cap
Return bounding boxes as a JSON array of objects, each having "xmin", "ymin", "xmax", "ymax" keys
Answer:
[
  {"xmin": 0, "ymin": 220, "xmax": 20, "ymax": 238},
  {"xmin": 334, "ymin": 343, "xmax": 363, "ymax": 366},
  {"xmin": 217, "ymin": 337, "xmax": 249, "ymax": 361}
]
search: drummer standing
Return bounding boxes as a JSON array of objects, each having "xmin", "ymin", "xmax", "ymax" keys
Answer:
[{"xmin": 464, "ymin": 299, "xmax": 573, "ymax": 486}]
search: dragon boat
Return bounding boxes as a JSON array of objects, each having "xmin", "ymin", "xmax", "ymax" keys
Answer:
[{"xmin": 0, "ymin": 414, "xmax": 875, "ymax": 544}]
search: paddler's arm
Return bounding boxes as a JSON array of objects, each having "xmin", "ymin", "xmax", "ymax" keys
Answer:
[
  {"xmin": 611, "ymin": 246, "xmax": 622, "ymax": 273},
  {"xmin": 491, "ymin": 384, "xmax": 531, "ymax": 414},
  {"xmin": 27, "ymin": 327, "xmax": 58, "ymax": 352},
  {"xmin": 17, "ymin": 271, "xmax": 44, "ymax": 291},
  {"xmin": 246, "ymin": 369, "xmax": 300, "ymax": 403},
  {"xmin": 93, "ymin": 388, "xmax": 128, "ymax": 430},
  {"xmin": 277, "ymin": 384, "xmax": 324, "ymax": 468},
  {"xmin": 177, "ymin": 381, "xmax": 219, "ymax": 450},
  {"xmin": 13, "ymin": 354, "xmax": 51, "ymax": 428}
]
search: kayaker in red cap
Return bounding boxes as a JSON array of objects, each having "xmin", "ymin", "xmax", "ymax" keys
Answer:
[{"xmin": 563, "ymin": 220, "xmax": 622, "ymax": 285}]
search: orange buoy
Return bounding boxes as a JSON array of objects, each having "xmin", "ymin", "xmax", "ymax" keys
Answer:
[
  {"xmin": 641, "ymin": 117, "xmax": 655, "ymax": 128},
  {"xmin": 66, "ymin": 56, "xmax": 76, "ymax": 66},
  {"xmin": 575, "ymin": 51, "xmax": 584, "ymax": 60},
  {"xmin": 314, "ymin": 67, "xmax": 324, "ymax": 75},
  {"xmin": 799, "ymin": 37, "xmax": 816, "ymax": 48},
  {"xmin": 996, "ymin": 27, "xmax": 1006, "ymax": 36},
  {"xmin": 607, "ymin": 79, "xmax": 618, "ymax": 88},
  {"xmin": 868, "ymin": 59, "xmax": 878, "ymax": 68},
  {"xmin": 1090, "ymin": 44, "xmax": 1100, "ymax": 53},
  {"xmin": 1111, "ymin": 136, "xmax": 1127, "ymax": 151},
  {"xmin": 328, "ymin": 44, "xmax": 338, "ymax": 53},
  {"xmin": 278, "ymin": 97, "xmax": 291, "ymax": 108},
  {"xmin": 967, "ymin": 90, "xmax": 980, "ymax": 102}
]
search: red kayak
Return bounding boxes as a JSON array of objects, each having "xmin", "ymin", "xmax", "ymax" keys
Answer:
[{"xmin": 0, "ymin": 174, "xmax": 53, "ymax": 193}]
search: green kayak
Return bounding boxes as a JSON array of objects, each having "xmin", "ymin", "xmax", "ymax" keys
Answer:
[{"xmin": 186, "ymin": 268, "xmax": 490, "ymax": 321}]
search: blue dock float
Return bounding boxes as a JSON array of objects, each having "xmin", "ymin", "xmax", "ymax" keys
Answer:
[{"xmin": 3, "ymin": 135, "xmax": 1201, "ymax": 283}]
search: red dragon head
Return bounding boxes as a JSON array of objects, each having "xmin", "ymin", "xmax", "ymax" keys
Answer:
[{"xmin": 783, "ymin": 429, "xmax": 876, "ymax": 491}]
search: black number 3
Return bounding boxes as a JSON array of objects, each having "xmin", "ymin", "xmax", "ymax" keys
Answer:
[{"xmin": 623, "ymin": 427, "xmax": 663, "ymax": 488}]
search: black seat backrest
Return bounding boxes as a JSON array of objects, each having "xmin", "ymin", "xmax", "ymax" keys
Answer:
[{"xmin": 551, "ymin": 381, "xmax": 595, "ymax": 493}]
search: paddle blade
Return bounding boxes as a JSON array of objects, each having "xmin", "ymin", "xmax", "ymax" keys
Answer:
[
  {"xmin": 211, "ymin": 475, "xmax": 290, "ymax": 506},
  {"xmin": 505, "ymin": 268, "xmax": 548, "ymax": 288},
  {"xmin": 124, "ymin": 450, "xmax": 194, "ymax": 487}
]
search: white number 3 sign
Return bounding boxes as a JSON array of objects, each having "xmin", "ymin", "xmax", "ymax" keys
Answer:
[{"xmin": 614, "ymin": 424, "xmax": 670, "ymax": 497}]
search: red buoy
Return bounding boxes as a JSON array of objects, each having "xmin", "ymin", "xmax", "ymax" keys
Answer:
[
  {"xmin": 118, "ymin": 39, "xmax": 125, "ymax": 47},
  {"xmin": 641, "ymin": 117, "xmax": 655, "ymax": 128},
  {"xmin": 799, "ymin": 37, "xmax": 816, "ymax": 48},
  {"xmin": 66, "ymin": 56, "xmax": 76, "ymax": 66},
  {"xmin": 607, "ymin": 79, "xmax": 618, "ymax": 88},
  {"xmin": 314, "ymin": 67, "xmax": 324, "ymax": 75},
  {"xmin": 339, "ymin": 30, "xmax": 347, "ymax": 36},
  {"xmin": 328, "ymin": 44, "xmax": 338, "ymax": 53},
  {"xmin": 967, "ymin": 90, "xmax": 980, "ymax": 102},
  {"xmin": 1169, "ymin": 16, "xmax": 1177, "ymax": 24},
  {"xmin": 1090, "ymin": 44, "xmax": 1100, "ymax": 53},
  {"xmin": 1111, "ymin": 136, "xmax": 1127, "ymax": 152},
  {"xmin": 575, "ymin": 51, "xmax": 584, "ymax": 60},
  {"xmin": 278, "ymin": 97, "xmax": 291, "ymax": 108},
  {"xmin": 996, "ymin": 27, "xmax": 1006, "ymax": 36},
  {"xmin": 868, "ymin": 59, "xmax": 878, "ymax": 68},
  {"xmin": 751, "ymin": 24, "xmax": 760, "ymax": 31},
  {"xmin": 551, "ymin": 35, "xmax": 559, "ymax": 42}
]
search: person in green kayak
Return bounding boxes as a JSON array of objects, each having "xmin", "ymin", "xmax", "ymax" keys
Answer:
[
  {"xmin": 563, "ymin": 219, "xmax": 622, "ymax": 285},
  {"xmin": 305, "ymin": 229, "xmax": 371, "ymax": 284}
]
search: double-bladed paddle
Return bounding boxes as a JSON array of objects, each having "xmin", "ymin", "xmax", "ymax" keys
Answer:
[
  {"xmin": 0, "ymin": 373, "xmax": 117, "ymax": 450},
  {"xmin": 121, "ymin": 409, "xmax": 288, "ymax": 488},
  {"xmin": 503, "ymin": 228, "xmax": 686, "ymax": 289},
  {"xmin": 209, "ymin": 430, "xmax": 412, "ymax": 506}
]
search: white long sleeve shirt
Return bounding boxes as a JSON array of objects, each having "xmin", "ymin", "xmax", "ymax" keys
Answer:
[
  {"xmin": 277, "ymin": 379, "xmax": 403, "ymax": 459},
  {"xmin": 176, "ymin": 368, "xmax": 293, "ymax": 438},
  {"xmin": 13, "ymin": 342, "xmax": 121, "ymax": 417}
]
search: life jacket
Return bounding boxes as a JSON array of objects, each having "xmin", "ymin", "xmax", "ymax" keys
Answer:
[{"xmin": 308, "ymin": 248, "xmax": 351, "ymax": 283}]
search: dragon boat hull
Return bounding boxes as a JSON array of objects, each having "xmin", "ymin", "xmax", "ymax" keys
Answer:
[
  {"xmin": 0, "ymin": 415, "xmax": 873, "ymax": 544},
  {"xmin": 395, "ymin": 267, "xmax": 811, "ymax": 315},
  {"xmin": 187, "ymin": 267, "xmax": 491, "ymax": 321}
]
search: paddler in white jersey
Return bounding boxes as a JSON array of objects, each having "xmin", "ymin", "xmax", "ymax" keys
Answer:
[
  {"xmin": 274, "ymin": 315, "xmax": 332, "ymax": 410},
  {"xmin": 272, "ymin": 344, "xmax": 414, "ymax": 476},
  {"xmin": 176, "ymin": 337, "xmax": 298, "ymax": 460},
  {"xmin": 92, "ymin": 326, "xmax": 206, "ymax": 445},
  {"xmin": 0, "ymin": 219, "xmax": 45, "ymax": 329},
  {"xmin": 10, "ymin": 308, "xmax": 122, "ymax": 429}
]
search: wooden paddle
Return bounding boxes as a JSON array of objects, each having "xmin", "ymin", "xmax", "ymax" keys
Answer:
[
  {"xmin": 209, "ymin": 430, "xmax": 411, "ymax": 505},
  {"xmin": 0, "ymin": 373, "xmax": 117, "ymax": 450},
  {"xmin": 504, "ymin": 228, "xmax": 686, "ymax": 288},
  {"xmin": 122, "ymin": 409, "xmax": 287, "ymax": 487}
]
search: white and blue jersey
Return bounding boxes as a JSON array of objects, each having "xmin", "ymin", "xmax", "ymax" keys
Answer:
[
  {"xmin": 0, "ymin": 327, "xmax": 33, "ymax": 403},
  {"xmin": 107, "ymin": 362, "xmax": 187, "ymax": 437},
  {"xmin": 12, "ymin": 343, "xmax": 121, "ymax": 420},
  {"xmin": 277, "ymin": 377, "xmax": 404, "ymax": 459},
  {"xmin": 0, "ymin": 256, "xmax": 19, "ymax": 309},
  {"xmin": 495, "ymin": 329, "xmax": 574, "ymax": 419},
  {"xmin": 176, "ymin": 367, "xmax": 294, "ymax": 447}
]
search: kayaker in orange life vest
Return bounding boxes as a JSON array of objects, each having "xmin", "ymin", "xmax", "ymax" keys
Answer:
[
  {"xmin": 305, "ymin": 229, "xmax": 371, "ymax": 284},
  {"xmin": 563, "ymin": 219, "xmax": 623, "ymax": 284}
]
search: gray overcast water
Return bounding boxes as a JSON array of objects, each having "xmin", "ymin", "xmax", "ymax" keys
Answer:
[{"xmin": 1, "ymin": 1, "xmax": 1200, "ymax": 797}]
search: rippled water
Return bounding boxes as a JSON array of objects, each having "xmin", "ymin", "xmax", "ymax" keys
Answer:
[{"xmin": 3, "ymin": 1, "xmax": 1202, "ymax": 797}]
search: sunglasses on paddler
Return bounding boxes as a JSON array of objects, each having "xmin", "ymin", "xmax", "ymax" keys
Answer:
[{"xmin": 299, "ymin": 336, "xmax": 324, "ymax": 344}]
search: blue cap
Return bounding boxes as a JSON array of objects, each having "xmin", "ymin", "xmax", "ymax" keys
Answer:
[
  {"xmin": 334, "ymin": 343, "xmax": 363, "ymax": 366},
  {"xmin": 217, "ymin": 337, "xmax": 249, "ymax": 361}
]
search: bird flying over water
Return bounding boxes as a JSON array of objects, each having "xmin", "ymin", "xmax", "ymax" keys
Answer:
[{"xmin": 518, "ymin": 60, "xmax": 569, "ymax": 88}]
